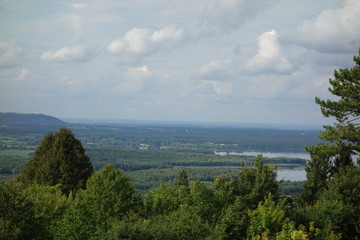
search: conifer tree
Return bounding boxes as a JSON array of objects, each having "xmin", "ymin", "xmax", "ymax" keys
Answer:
[
  {"xmin": 18, "ymin": 127, "xmax": 93, "ymax": 194},
  {"xmin": 304, "ymin": 49, "xmax": 360, "ymax": 202}
]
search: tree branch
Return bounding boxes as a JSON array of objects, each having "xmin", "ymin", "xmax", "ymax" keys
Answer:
[{"xmin": 352, "ymin": 149, "xmax": 360, "ymax": 156}]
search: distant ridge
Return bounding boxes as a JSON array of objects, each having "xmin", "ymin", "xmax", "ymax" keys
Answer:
[{"xmin": 0, "ymin": 112, "xmax": 67, "ymax": 127}]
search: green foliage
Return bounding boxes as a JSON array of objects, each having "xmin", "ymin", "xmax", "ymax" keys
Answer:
[
  {"xmin": 189, "ymin": 179, "xmax": 217, "ymax": 222},
  {"xmin": 305, "ymin": 49, "xmax": 360, "ymax": 202},
  {"xmin": 214, "ymin": 155, "xmax": 280, "ymax": 239},
  {"xmin": 18, "ymin": 127, "xmax": 93, "ymax": 194},
  {"xmin": 213, "ymin": 155, "xmax": 279, "ymax": 213},
  {"xmin": 239, "ymin": 155, "xmax": 280, "ymax": 207},
  {"xmin": 52, "ymin": 164, "xmax": 142, "ymax": 240},
  {"xmin": 0, "ymin": 180, "xmax": 37, "ymax": 240},
  {"xmin": 275, "ymin": 221, "xmax": 310, "ymax": 240},
  {"xmin": 145, "ymin": 184, "xmax": 189, "ymax": 216},
  {"xmin": 0, "ymin": 180, "xmax": 72, "ymax": 240},
  {"xmin": 150, "ymin": 204, "xmax": 210, "ymax": 240},
  {"xmin": 247, "ymin": 194, "xmax": 289, "ymax": 239},
  {"xmin": 23, "ymin": 184, "xmax": 72, "ymax": 239},
  {"xmin": 279, "ymin": 181, "xmax": 304, "ymax": 195},
  {"xmin": 214, "ymin": 196, "xmax": 250, "ymax": 240},
  {"xmin": 175, "ymin": 169, "xmax": 189, "ymax": 187},
  {"xmin": 109, "ymin": 205, "xmax": 210, "ymax": 240},
  {"xmin": 297, "ymin": 166, "xmax": 360, "ymax": 239},
  {"xmin": 0, "ymin": 155, "xmax": 27, "ymax": 174},
  {"xmin": 274, "ymin": 221, "xmax": 342, "ymax": 240}
]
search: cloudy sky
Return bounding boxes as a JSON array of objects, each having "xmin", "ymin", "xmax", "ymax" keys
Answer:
[{"xmin": 1, "ymin": 0, "xmax": 360, "ymax": 125}]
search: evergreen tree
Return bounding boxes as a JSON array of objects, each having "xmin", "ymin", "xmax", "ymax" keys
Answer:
[
  {"xmin": 175, "ymin": 169, "xmax": 189, "ymax": 187},
  {"xmin": 304, "ymin": 49, "xmax": 360, "ymax": 202},
  {"xmin": 18, "ymin": 127, "xmax": 93, "ymax": 194}
]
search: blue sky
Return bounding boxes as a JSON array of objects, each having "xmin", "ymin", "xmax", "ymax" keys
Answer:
[{"xmin": 1, "ymin": 0, "xmax": 360, "ymax": 125}]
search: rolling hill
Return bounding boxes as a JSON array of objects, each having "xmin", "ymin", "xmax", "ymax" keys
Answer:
[{"xmin": 0, "ymin": 112, "xmax": 67, "ymax": 127}]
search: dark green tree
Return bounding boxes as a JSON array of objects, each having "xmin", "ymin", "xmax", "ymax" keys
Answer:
[
  {"xmin": 109, "ymin": 205, "xmax": 210, "ymax": 240},
  {"xmin": 296, "ymin": 166, "xmax": 360, "ymax": 239},
  {"xmin": 304, "ymin": 49, "xmax": 360, "ymax": 202},
  {"xmin": 175, "ymin": 169, "xmax": 189, "ymax": 187},
  {"xmin": 18, "ymin": 128, "xmax": 93, "ymax": 194}
]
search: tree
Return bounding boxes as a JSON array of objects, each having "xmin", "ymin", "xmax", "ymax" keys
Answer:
[
  {"xmin": 52, "ymin": 165, "xmax": 142, "ymax": 240},
  {"xmin": 109, "ymin": 205, "xmax": 210, "ymax": 240},
  {"xmin": 296, "ymin": 166, "xmax": 360, "ymax": 239},
  {"xmin": 145, "ymin": 184, "xmax": 189, "ymax": 216},
  {"xmin": 189, "ymin": 179, "xmax": 216, "ymax": 222},
  {"xmin": 18, "ymin": 127, "xmax": 93, "ymax": 194},
  {"xmin": 236, "ymin": 154, "xmax": 279, "ymax": 209},
  {"xmin": 304, "ymin": 49, "xmax": 360, "ymax": 202},
  {"xmin": 175, "ymin": 169, "xmax": 189, "ymax": 187},
  {"xmin": 23, "ymin": 184, "xmax": 72, "ymax": 239},
  {"xmin": 0, "ymin": 181, "xmax": 37, "ymax": 240},
  {"xmin": 247, "ymin": 193, "xmax": 289, "ymax": 239},
  {"xmin": 213, "ymin": 155, "xmax": 280, "ymax": 239}
]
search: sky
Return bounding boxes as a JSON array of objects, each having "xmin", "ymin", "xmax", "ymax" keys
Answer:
[{"xmin": 1, "ymin": 0, "xmax": 360, "ymax": 125}]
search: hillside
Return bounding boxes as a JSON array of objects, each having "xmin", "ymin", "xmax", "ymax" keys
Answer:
[{"xmin": 0, "ymin": 112, "xmax": 67, "ymax": 126}]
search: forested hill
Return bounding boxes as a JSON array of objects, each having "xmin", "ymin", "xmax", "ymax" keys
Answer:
[{"xmin": 0, "ymin": 112, "xmax": 66, "ymax": 126}]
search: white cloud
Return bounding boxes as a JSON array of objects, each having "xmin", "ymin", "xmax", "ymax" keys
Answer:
[
  {"xmin": 200, "ymin": 0, "xmax": 279, "ymax": 34},
  {"xmin": 126, "ymin": 65, "xmax": 152, "ymax": 80},
  {"xmin": 244, "ymin": 30, "xmax": 292, "ymax": 73},
  {"xmin": 107, "ymin": 26, "xmax": 186, "ymax": 62},
  {"xmin": 197, "ymin": 60, "xmax": 233, "ymax": 80},
  {"xmin": 113, "ymin": 65, "xmax": 153, "ymax": 95},
  {"xmin": 205, "ymin": 80, "xmax": 233, "ymax": 98},
  {"xmin": 17, "ymin": 68, "xmax": 29, "ymax": 80},
  {"xmin": 292, "ymin": 0, "xmax": 360, "ymax": 53},
  {"xmin": 70, "ymin": 3, "xmax": 87, "ymax": 9},
  {"xmin": 107, "ymin": 0, "xmax": 280, "ymax": 62},
  {"xmin": 0, "ymin": 41, "xmax": 22, "ymax": 68},
  {"xmin": 40, "ymin": 45, "xmax": 94, "ymax": 63}
]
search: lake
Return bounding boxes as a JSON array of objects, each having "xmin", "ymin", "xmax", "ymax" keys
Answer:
[
  {"xmin": 277, "ymin": 169, "xmax": 306, "ymax": 181},
  {"xmin": 229, "ymin": 151, "xmax": 310, "ymax": 160},
  {"xmin": 214, "ymin": 151, "xmax": 309, "ymax": 181},
  {"xmin": 236, "ymin": 151, "xmax": 308, "ymax": 181}
]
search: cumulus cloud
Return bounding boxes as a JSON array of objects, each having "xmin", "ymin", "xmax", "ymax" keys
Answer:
[
  {"xmin": 107, "ymin": 0, "xmax": 280, "ymax": 62},
  {"xmin": 40, "ymin": 45, "xmax": 94, "ymax": 63},
  {"xmin": 244, "ymin": 30, "xmax": 292, "ymax": 73},
  {"xmin": 0, "ymin": 41, "xmax": 22, "ymax": 68},
  {"xmin": 107, "ymin": 26, "xmax": 186, "ymax": 62},
  {"xmin": 292, "ymin": 0, "xmax": 360, "ymax": 53}
]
